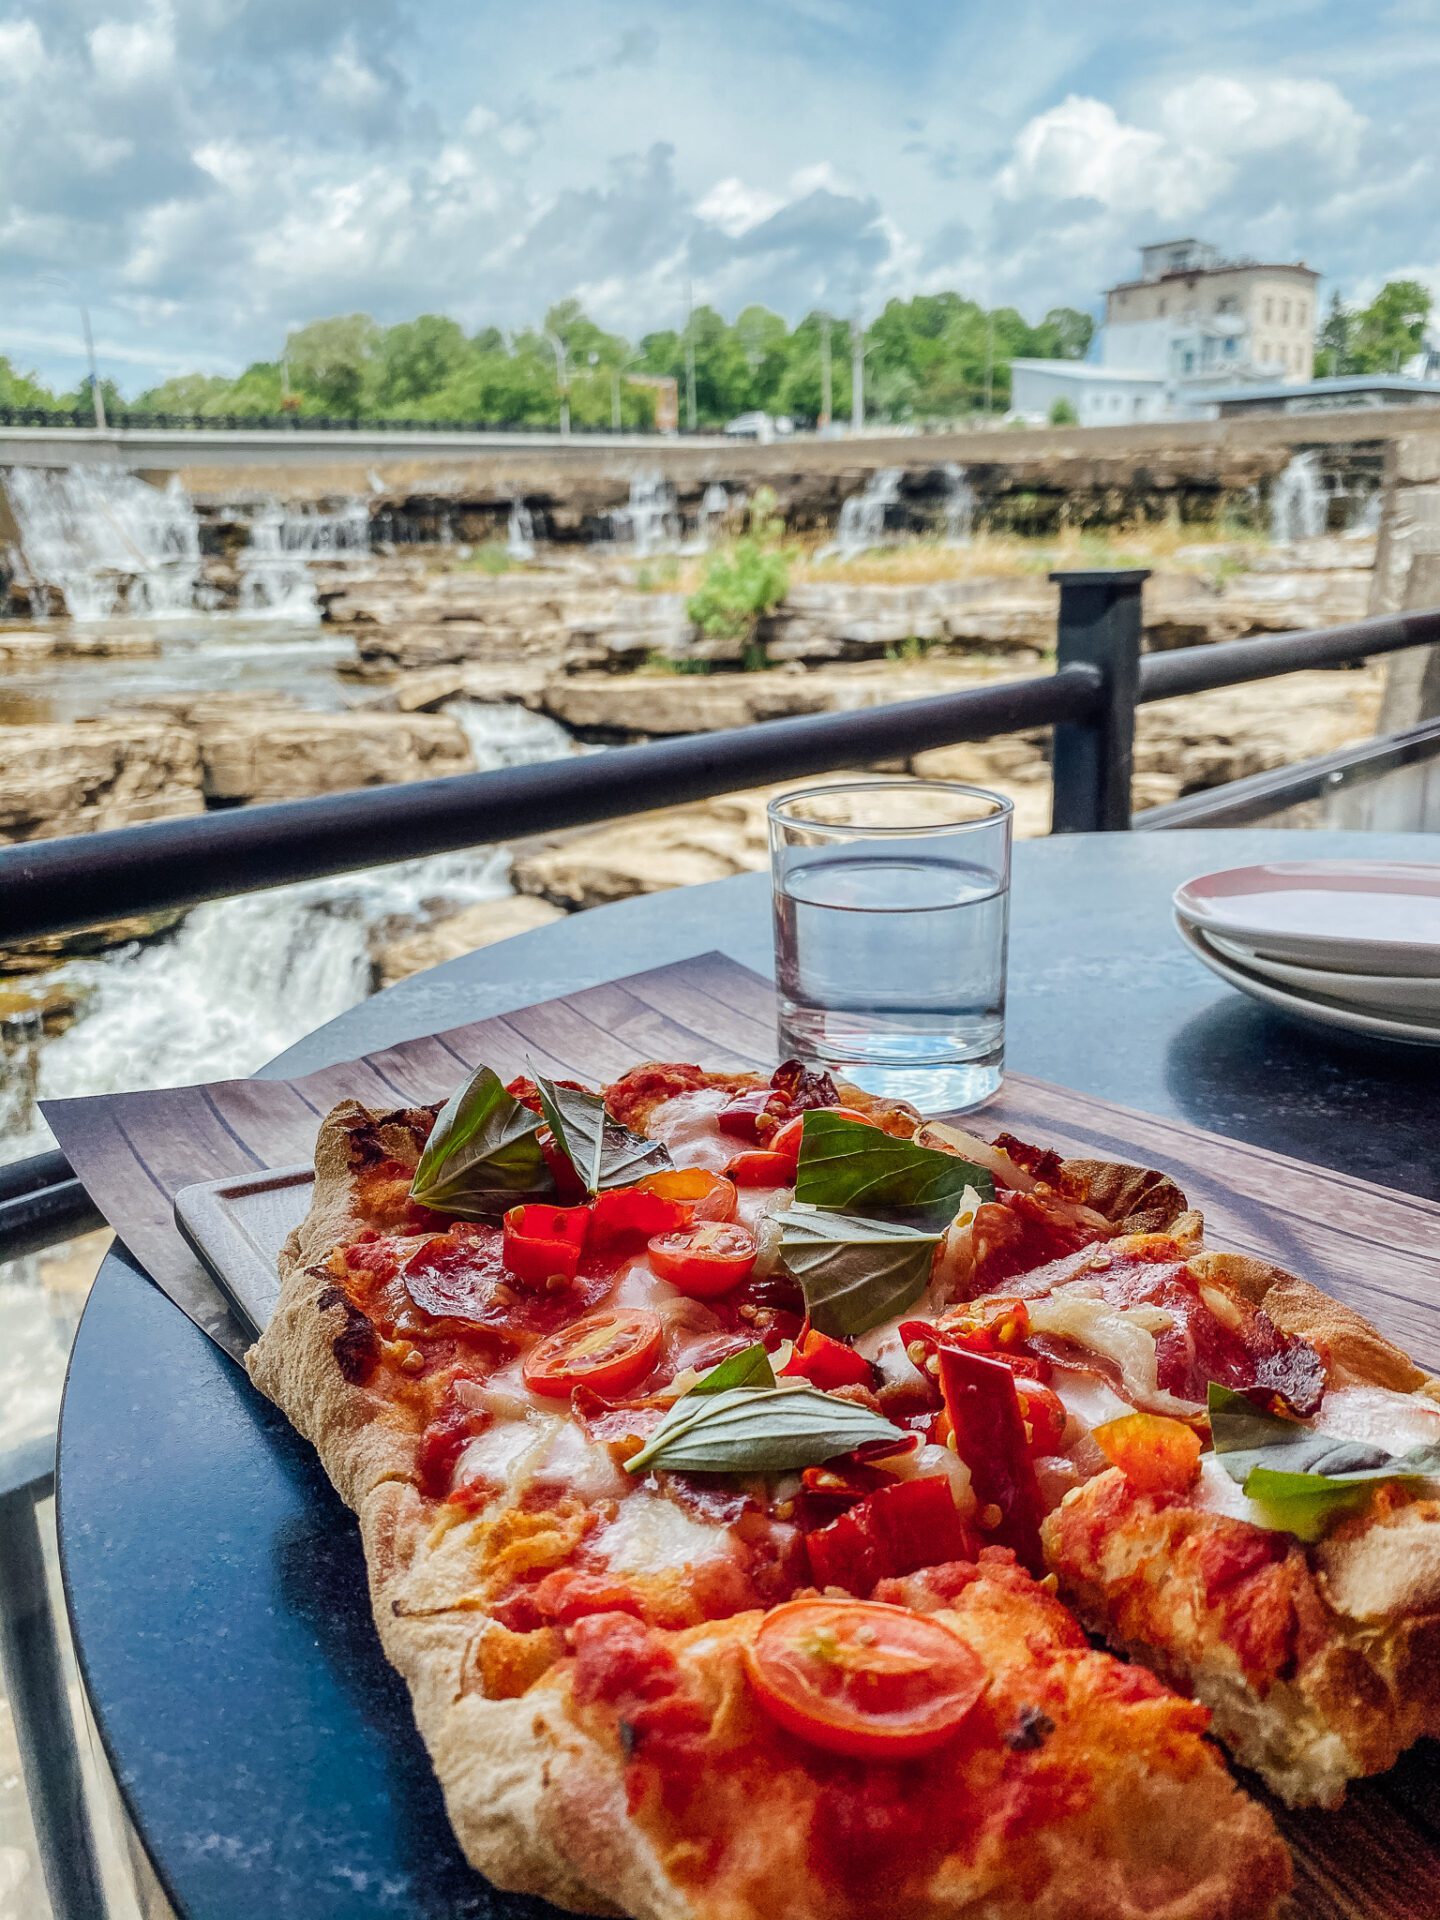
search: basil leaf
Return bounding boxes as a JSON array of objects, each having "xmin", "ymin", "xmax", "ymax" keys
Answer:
[
  {"xmin": 689, "ymin": 1342, "xmax": 777, "ymax": 1395},
  {"xmin": 532, "ymin": 1070, "xmax": 672, "ymax": 1196},
  {"xmin": 410, "ymin": 1065, "xmax": 552, "ymax": 1218},
  {"xmin": 1208, "ymin": 1382, "xmax": 1440, "ymax": 1513},
  {"xmin": 625, "ymin": 1383, "xmax": 897, "ymax": 1476},
  {"xmin": 795, "ymin": 1112, "xmax": 994, "ymax": 1215},
  {"xmin": 777, "ymin": 1206, "xmax": 943, "ymax": 1338}
]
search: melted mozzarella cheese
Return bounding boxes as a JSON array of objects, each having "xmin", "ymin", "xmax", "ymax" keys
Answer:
[
  {"xmin": 453, "ymin": 1408, "xmax": 627, "ymax": 1503},
  {"xmin": 647, "ymin": 1088, "xmax": 735, "ymax": 1171},
  {"xmin": 595, "ymin": 1493, "xmax": 735, "ymax": 1575},
  {"xmin": 1025, "ymin": 1284, "xmax": 1197, "ymax": 1417},
  {"xmin": 1310, "ymin": 1384, "xmax": 1440, "ymax": 1456}
]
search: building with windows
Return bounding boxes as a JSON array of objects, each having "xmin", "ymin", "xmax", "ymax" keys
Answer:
[{"xmin": 1010, "ymin": 239, "xmax": 1321, "ymax": 425}]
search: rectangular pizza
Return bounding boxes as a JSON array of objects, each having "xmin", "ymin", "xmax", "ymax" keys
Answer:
[{"xmin": 247, "ymin": 1057, "xmax": 1440, "ymax": 1920}]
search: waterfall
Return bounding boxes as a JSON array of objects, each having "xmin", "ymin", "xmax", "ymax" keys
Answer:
[
  {"xmin": 3, "ymin": 466, "xmax": 202, "ymax": 620},
  {"xmin": 441, "ymin": 699, "xmax": 581, "ymax": 770},
  {"xmin": 821, "ymin": 468, "xmax": 904, "ymax": 559},
  {"xmin": 941, "ymin": 463, "xmax": 976, "ymax": 545},
  {"xmin": 610, "ymin": 472, "xmax": 679, "ymax": 555},
  {"xmin": 236, "ymin": 498, "xmax": 371, "ymax": 620},
  {"xmin": 1269, "ymin": 453, "xmax": 1328, "ymax": 542},
  {"xmin": 507, "ymin": 500, "xmax": 537, "ymax": 561}
]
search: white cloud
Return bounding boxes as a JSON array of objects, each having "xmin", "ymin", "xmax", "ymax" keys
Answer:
[
  {"xmin": 1160, "ymin": 76, "xmax": 1364, "ymax": 172},
  {"xmin": 320, "ymin": 40, "xmax": 387, "ymax": 111},
  {"xmin": 88, "ymin": 5, "xmax": 176, "ymax": 91},
  {"xmin": 695, "ymin": 177, "xmax": 784, "ymax": 237},
  {"xmin": 0, "ymin": 16, "xmax": 44, "ymax": 85},
  {"xmin": 998, "ymin": 95, "xmax": 1217, "ymax": 218}
]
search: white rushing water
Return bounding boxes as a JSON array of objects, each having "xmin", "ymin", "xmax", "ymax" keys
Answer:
[
  {"xmin": 3, "ymin": 465, "xmax": 371, "ymax": 622},
  {"xmin": 821, "ymin": 467, "xmax": 903, "ymax": 559},
  {"xmin": 610, "ymin": 471, "xmax": 680, "ymax": 555},
  {"xmin": 942, "ymin": 463, "xmax": 976, "ymax": 545},
  {"xmin": 1269, "ymin": 451, "xmax": 1328, "ymax": 542},
  {"xmin": 4, "ymin": 465, "xmax": 202, "ymax": 619},
  {"xmin": 507, "ymin": 499, "xmax": 537, "ymax": 561},
  {"xmin": 236, "ymin": 497, "xmax": 370, "ymax": 620}
]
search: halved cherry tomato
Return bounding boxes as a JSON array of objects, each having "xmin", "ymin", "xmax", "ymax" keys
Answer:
[
  {"xmin": 781, "ymin": 1324, "xmax": 874, "ymax": 1391},
  {"xmin": 1093, "ymin": 1412, "xmax": 1202, "ymax": 1495},
  {"xmin": 745, "ymin": 1598, "xmax": 985, "ymax": 1760},
  {"xmin": 1015, "ymin": 1380, "xmax": 1068, "ymax": 1455},
  {"xmin": 647, "ymin": 1221, "xmax": 758, "ymax": 1297},
  {"xmin": 636, "ymin": 1168, "xmax": 738, "ymax": 1223},
  {"xmin": 502, "ymin": 1203, "xmax": 591, "ymax": 1286},
  {"xmin": 522, "ymin": 1308, "xmax": 664, "ymax": 1400},
  {"xmin": 725, "ymin": 1150, "xmax": 795, "ymax": 1189},
  {"xmin": 768, "ymin": 1107, "xmax": 881, "ymax": 1171}
]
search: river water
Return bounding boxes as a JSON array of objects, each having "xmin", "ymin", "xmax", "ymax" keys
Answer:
[{"xmin": 0, "ymin": 613, "xmax": 580, "ymax": 1449}]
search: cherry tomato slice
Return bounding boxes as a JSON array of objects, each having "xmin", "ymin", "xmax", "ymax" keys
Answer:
[
  {"xmin": 725, "ymin": 1150, "xmax": 795, "ymax": 1189},
  {"xmin": 636, "ymin": 1168, "xmax": 738, "ymax": 1223},
  {"xmin": 1093, "ymin": 1412, "xmax": 1202, "ymax": 1495},
  {"xmin": 522, "ymin": 1308, "xmax": 664, "ymax": 1400},
  {"xmin": 1015, "ymin": 1380, "xmax": 1068, "ymax": 1455},
  {"xmin": 588, "ymin": 1185, "xmax": 689, "ymax": 1246},
  {"xmin": 647, "ymin": 1221, "xmax": 758, "ymax": 1298},
  {"xmin": 746, "ymin": 1598, "xmax": 985, "ymax": 1761}
]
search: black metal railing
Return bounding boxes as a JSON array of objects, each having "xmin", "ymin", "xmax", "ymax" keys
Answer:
[
  {"xmin": 0, "ymin": 406, "xmax": 695, "ymax": 437},
  {"xmin": 1, "ymin": 569, "xmax": 1437, "ymax": 1260}
]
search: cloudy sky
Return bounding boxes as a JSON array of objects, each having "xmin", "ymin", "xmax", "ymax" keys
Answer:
[{"xmin": 3, "ymin": 0, "xmax": 1438, "ymax": 393}]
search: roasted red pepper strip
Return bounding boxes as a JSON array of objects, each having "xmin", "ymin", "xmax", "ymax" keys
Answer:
[
  {"xmin": 502, "ymin": 1203, "xmax": 591, "ymax": 1285},
  {"xmin": 805, "ymin": 1477, "xmax": 975, "ymax": 1593},
  {"xmin": 935, "ymin": 1345, "xmax": 1046, "ymax": 1574},
  {"xmin": 781, "ymin": 1324, "xmax": 874, "ymax": 1391}
]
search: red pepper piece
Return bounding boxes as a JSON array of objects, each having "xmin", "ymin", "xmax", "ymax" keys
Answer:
[
  {"xmin": 805, "ymin": 1477, "xmax": 975, "ymax": 1593},
  {"xmin": 936, "ymin": 1346, "xmax": 1046, "ymax": 1574},
  {"xmin": 587, "ymin": 1185, "xmax": 691, "ymax": 1246},
  {"xmin": 782, "ymin": 1324, "xmax": 874, "ymax": 1391},
  {"xmin": 502, "ymin": 1203, "xmax": 591, "ymax": 1286},
  {"xmin": 717, "ymin": 1086, "xmax": 787, "ymax": 1141}
]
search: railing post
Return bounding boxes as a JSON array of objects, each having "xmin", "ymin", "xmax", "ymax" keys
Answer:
[{"xmin": 1049, "ymin": 568, "xmax": 1148, "ymax": 833}]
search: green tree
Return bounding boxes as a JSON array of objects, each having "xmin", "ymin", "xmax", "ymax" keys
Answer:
[
  {"xmin": 285, "ymin": 314, "xmax": 382, "ymax": 415},
  {"xmin": 1313, "ymin": 291, "xmax": 1353, "ymax": 377},
  {"xmin": 1351, "ymin": 279, "xmax": 1432, "ymax": 374},
  {"xmin": 0, "ymin": 356, "xmax": 65, "ymax": 409},
  {"xmin": 1033, "ymin": 307, "xmax": 1094, "ymax": 360},
  {"xmin": 134, "ymin": 372, "xmax": 234, "ymax": 414},
  {"xmin": 374, "ymin": 316, "xmax": 470, "ymax": 412},
  {"xmin": 1048, "ymin": 397, "xmax": 1079, "ymax": 425}
]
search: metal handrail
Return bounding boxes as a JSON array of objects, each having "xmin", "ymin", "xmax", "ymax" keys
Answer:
[
  {"xmin": 3, "ymin": 578, "xmax": 1438, "ymax": 1257},
  {"xmin": 0, "ymin": 667, "xmax": 1101, "ymax": 944}
]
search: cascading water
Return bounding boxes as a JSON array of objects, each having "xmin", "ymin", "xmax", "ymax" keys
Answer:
[
  {"xmin": 3, "ymin": 466, "xmax": 202, "ymax": 619},
  {"xmin": 686, "ymin": 483, "xmax": 731, "ymax": 552},
  {"xmin": 821, "ymin": 468, "xmax": 904, "ymax": 559},
  {"xmin": 941, "ymin": 463, "xmax": 976, "ymax": 545},
  {"xmin": 442, "ymin": 698, "xmax": 582, "ymax": 770},
  {"xmin": 507, "ymin": 500, "xmax": 537, "ymax": 561},
  {"xmin": 237, "ymin": 498, "xmax": 371, "ymax": 620},
  {"xmin": 610, "ymin": 472, "xmax": 679, "ymax": 556},
  {"xmin": 1269, "ymin": 452, "xmax": 1329, "ymax": 543}
]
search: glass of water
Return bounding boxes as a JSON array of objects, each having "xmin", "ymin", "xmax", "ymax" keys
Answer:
[{"xmin": 768, "ymin": 780, "xmax": 1012, "ymax": 1112}]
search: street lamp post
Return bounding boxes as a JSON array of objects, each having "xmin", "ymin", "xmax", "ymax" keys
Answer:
[
  {"xmin": 851, "ymin": 311, "xmax": 865, "ymax": 434},
  {"xmin": 36, "ymin": 274, "xmax": 105, "ymax": 429},
  {"xmin": 543, "ymin": 329, "xmax": 571, "ymax": 436},
  {"xmin": 612, "ymin": 350, "xmax": 643, "ymax": 432}
]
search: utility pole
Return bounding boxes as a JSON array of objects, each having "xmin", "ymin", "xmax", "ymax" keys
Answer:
[
  {"xmin": 684, "ymin": 278, "xmax": 697, "ymax": 432},
  {"xmin": 851, "ymin": 310, "xmax": 865, "ymax": 434},
  {"xmin": 984, "ymin": 308, "xmax": 995, "ymax": 421},
  {"xmin": 819, "ymin": 314, "xmax": 832, "ymax": 428},
  {"xmin": 543, "ymin": 329, "xmax": 570, "ymax": 436},
  {"xmin": 79, "ymin": 300, "xmax": 106, "ymax": 431}
]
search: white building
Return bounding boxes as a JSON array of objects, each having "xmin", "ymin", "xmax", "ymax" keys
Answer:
[
  {"xmin": 1012, "ymin": 238, "xmax": 1320, "ymax": 426},
  {"xmin": 1009, "ymin": 359, "xmax": 1167, "ymax": 427}
]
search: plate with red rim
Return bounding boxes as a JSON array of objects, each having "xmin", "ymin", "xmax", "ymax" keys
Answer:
[
  {"xmin": 1173, "ymin": 859, "xmax": 1440, "ymax": 978},
  {"xmin": 1175, "ymin": 914, "xmax": 1440, "ymax": 1048},
  {"xmin": 1204, "ymin": 933, "xmax": 1440, "ymax": 1020}
]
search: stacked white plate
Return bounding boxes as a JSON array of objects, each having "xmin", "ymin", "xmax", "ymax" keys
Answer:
[{"xmin": 1173, "ymin": 859, "xmax": 1440, "ymax": 1046}]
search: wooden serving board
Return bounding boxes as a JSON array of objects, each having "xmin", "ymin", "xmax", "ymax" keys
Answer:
[{"xmin": 47, "ymin": 951, "xmax": 1440, "ymax": 1916}]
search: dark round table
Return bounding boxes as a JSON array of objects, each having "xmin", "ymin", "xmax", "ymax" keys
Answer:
[{"xmin": 57, "ymin": 831, "xmax": 1440, "ymax": 1918}]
